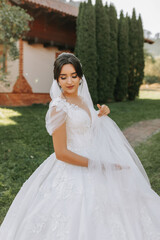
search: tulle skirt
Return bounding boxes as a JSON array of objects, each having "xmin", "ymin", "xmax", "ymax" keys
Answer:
[{"xmin": 0, "ymin": 116, "xmax": 160, "ymax": 240}]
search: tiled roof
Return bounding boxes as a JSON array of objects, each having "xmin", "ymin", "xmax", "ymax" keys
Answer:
[
  {"xmin": 144, "ymin": 38, "xmax": 154, "ymax": 44},
  {"xmin": 23, "ymin": 0, "xmax": 78, "ymax": 17}
]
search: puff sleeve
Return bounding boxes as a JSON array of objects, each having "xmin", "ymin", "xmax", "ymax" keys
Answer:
[{"xmin": 45, "ymin": 98, "xmax": 68, "ymax": 136}]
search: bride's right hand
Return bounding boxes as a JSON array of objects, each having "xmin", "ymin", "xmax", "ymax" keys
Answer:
[
  {"xmin": 114, "ymin": 163, "xmax": 130, "ymax": 170},
  {"xmin": 88, "ymin": 160, "xmax": 130, "ymax": 171}
]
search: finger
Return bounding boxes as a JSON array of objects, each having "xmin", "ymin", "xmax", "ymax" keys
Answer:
[
  {"xmin": 98, "ymin": 106, "xmax": 110, "ymax": 117},
  {"xmin": 98, "ymin": 110, "xmax": 103, "ymax": 117},
  {"xmin": 97, "ymin": 104, "xmax": 101, "ymax": 109},
  {"xmin": 104, "ymin": 108, "xmax": 110, "ymax": 115},
  {"xmin": 98, "ymin": 109, "xmax": 108, "ymax": 117},
  {"xmin": 101, "ymin": 106, "xmax": 110, "ymax": 114},
  {"xmin": 98, "ymin": 113, "xmax": 105, "ymax": 117},
  {"xmin": 97, "ymin": 106, "xmax": 103, "ymax": 117},
  {"xmin": 117, "ymin": 165, "xmax": 130, "ymax": 170},
  {"xmin": 115, "ymin": 164, "xmax": 122, "ymax": 170}
]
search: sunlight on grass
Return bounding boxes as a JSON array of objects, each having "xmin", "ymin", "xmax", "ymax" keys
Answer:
[
  {"xmin": 139, "ymin": 90, "xmax": 160, "ymax": 99},
  {"xmin": 0, "ymin": 101, "xmax": 160, "ymax": 223},
  {"xmin": 0, "ymin": 108, "xmax": 22, "ymax": 126}
]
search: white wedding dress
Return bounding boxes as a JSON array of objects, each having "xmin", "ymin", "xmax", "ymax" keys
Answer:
[{"xmin": 0, "ymin": 96, "xmax": 160, "ymax": 240}]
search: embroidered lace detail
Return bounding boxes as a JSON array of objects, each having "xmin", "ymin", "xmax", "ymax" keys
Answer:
[
  {"xmin": 140, "ymin": 205, "xmax": 160, "ymax": 239},
  {"xmin": 29, "ymin": 211, "xmax": 71, "ymax": 240},
  {"xmin": 52, "ymin": 97, "xmax": 69, "ymax": 113},
  {"xmin": 31, "ymin": 215, "xmax": 48, "ymax": 234},
  {"xmin": 53, "ymin": 96, "xmax": 92, "ymax": 126},
  {"xmin": 2, "ymin": 96, "xmax": 160, "ymax": 240},
  {"xmin": 51, "ymin": 96, "xmax": 92, "ymax": 154},
  {"xmin": 50, "ymin": 211, "xmax": 71, "ymax": 239},
  {"xmin": 52, "ymin": 96, "xmax": 79, "ymax": 112}
]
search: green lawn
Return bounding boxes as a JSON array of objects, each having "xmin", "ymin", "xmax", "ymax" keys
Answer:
[
  {"xmin": 0, "ymin": 95, "xmax": 160, "ymax": 224},
  {"xmin": 139, "ymin": 89, "xmax": 160, "ymax": 100},
  {"xmin": 108, "ymin": 98, "xmax": 160, "ymax": 129},
  {"xmin": 135, "ymin": 132, "xmax": 160, "ymax": 195}
]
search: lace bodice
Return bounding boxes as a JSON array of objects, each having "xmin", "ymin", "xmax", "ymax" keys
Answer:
[{"xmin": 47, "ymin": 97, "xmax": 93, "ymax": 155}]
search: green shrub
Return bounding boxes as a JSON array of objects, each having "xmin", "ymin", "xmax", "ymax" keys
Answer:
[{"xmin": 144, "ymin": 75, "xmax": 160, "ymax": 84}]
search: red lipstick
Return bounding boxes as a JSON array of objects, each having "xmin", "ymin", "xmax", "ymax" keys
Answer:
[{"xmin": 67, "ymin": 86, "xmax": 74, "ymax": 89}]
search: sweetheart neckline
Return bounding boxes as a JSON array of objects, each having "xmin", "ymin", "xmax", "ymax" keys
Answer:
[{"xmin": 58, "ymin": 96, "xmax": 92, "ymax": 125}]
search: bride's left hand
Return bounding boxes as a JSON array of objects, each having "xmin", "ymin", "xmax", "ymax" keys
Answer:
[{"xmin": 97, "ymin": 104, "xmax": 110, "ymax": 117}]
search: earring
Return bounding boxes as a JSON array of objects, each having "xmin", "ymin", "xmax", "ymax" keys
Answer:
[
  {"xmin": 79, "ymin": 79, "xmax": 83, "ymax": 85},
  {"xmin": 59, "ymin": 83, "xmax": 64, "ymax": 92},
  {"xmin": 58, "ymin": 82, "xmax": 61, "ymax": 89}
]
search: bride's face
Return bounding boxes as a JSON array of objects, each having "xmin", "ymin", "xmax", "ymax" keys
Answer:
[{"xmin": 58, "ymin": 64, "xmax": 81, "ymax": 96}]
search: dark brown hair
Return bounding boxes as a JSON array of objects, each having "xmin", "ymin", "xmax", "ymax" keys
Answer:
[{"xmin": 53, "ymin": 52, "xmax": 83, "ymax": 81}]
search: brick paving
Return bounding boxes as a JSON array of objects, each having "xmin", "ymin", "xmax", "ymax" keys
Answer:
[{"xmin": 122, "ymin": 119, "xmax": 160, "ymax": 148}]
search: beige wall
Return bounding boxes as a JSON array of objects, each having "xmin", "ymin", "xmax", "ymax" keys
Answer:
[
  {"xmin": 23, "ymin": 41, "xmax": 59, "ymax": 93},
  {"xmin": 144, "ymin": 39, "xmax": 160, "ymax": 59},
  {"xmin": 0, "ymin": 41, "xmax": 60, "ymax": 93}
]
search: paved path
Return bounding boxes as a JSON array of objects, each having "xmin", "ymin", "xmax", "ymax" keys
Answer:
[{"xmin": 122, "ymin": 119, "xmax": 160, "ymax": 148}]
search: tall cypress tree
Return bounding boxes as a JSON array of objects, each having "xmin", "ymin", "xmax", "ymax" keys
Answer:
[
  {"xmin": 107, "ymin": 3, "xmax": 118, "ymax": 101},
  {"xmin": 74, "ymin": 2, "xmax": 83, "ymax": 57},
  {"xmin": 95, "ymin": 0, "xmax": 110, "ymax": 103},
  {"xmin": 74, "ymin": 0, "xmax": 98, "ymax": 103},
  {"xmin": 114, "ymin": 11, "xmax": 129, "ymax": 101},
  {"xmin": 136, "ymin": 14, "xmax": 144, "ymax": 96},
  {"xmin": 74, "ymin": 2, "xmax": 86, "ymax": 61},
  {"xmin": 128, "ymin": 8, "xmax": 139, "ymax": 100}
]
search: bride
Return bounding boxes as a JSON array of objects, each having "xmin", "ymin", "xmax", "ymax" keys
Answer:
[{"xmin": 0, "ymin": 52, "xmax": 160, "ymax": 240}]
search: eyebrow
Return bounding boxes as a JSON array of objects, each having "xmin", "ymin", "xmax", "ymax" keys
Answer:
[{"xmin": 60, "ymin": 72, "xmax": 77, "ymax": 76}]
